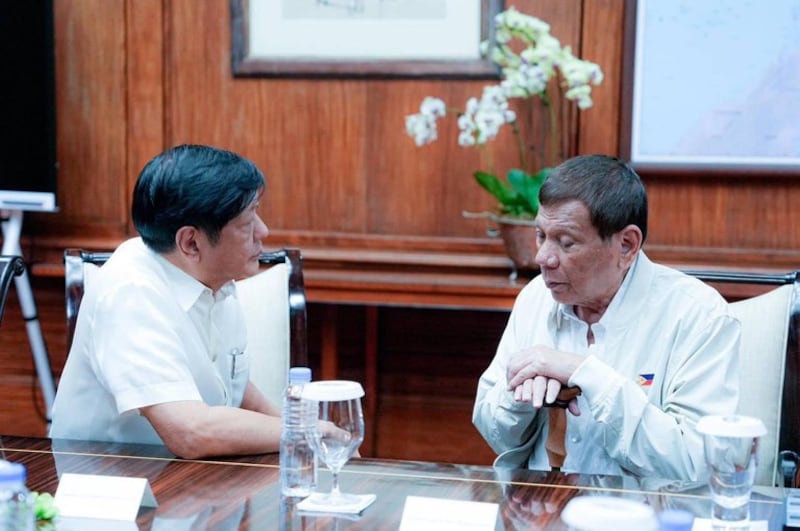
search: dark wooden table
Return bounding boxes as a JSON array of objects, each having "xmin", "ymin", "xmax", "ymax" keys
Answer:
[{"xmin": 0, "ymin": 435, "xmax": 787, "ymax": 530}]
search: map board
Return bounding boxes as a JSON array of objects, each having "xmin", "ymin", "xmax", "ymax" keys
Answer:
[{"xmin": 628, "ymin": 0, "xmax": 800, "ymax": 172}]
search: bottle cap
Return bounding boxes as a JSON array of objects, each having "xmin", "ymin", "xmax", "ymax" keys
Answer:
[
  {"xmin": 0, "ymin": 460, "xmax": 26, "ymax": 483},
  {"xmin": 302, "ymin": 380, "xmax": 365, "ymax": 401},
  {"xmin": 658, "ymin": 509, "xmax": 694, "ymax": 531},
  {"xmin": 288, "ymin": 367, "xmax": 312, "ymax": 384},
  {"xmin": 696, "ymin": 415, "xmax": 766, "ymax": 438}
]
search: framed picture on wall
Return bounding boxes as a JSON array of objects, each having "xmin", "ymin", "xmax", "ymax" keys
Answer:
[
  {"xmin": 620, "ymin": 0, "xmax": 800, "ymax": 175},
  {"xmin": 231, "ymin": 0, "xmax": 503, "ymax": 78}
]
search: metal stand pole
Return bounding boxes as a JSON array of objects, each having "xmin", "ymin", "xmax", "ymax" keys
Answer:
[{"xmin": 1, "ymin": 209, "xmax": 56, "ymax": 422}]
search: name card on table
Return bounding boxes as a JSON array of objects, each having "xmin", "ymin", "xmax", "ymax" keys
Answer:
[
  {"xmin": 691, "ymin": 519, "xmax": 768, "ymax": 530},
  {"xmin": 55, "ymin": 473, "xmax": 158, "ymax": 530},
  {"xmin": 399, "ymin": 495, "xmax": 499, "ymax": 531}
]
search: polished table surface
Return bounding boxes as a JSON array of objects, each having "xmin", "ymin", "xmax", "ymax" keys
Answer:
[{"xmin": 0, "ymin": 435, "xmax": 788, "ymax": 530}]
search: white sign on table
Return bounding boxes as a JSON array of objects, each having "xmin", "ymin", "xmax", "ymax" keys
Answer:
[{"xmin": 54, "ymin": 473, "xmax": 157, "ymax": 529}]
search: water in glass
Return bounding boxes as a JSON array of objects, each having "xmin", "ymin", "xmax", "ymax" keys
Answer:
[
  {"xmin": 697, "ymin": 415, "xmax": 766, "ymax": 530},
  {"xmin": 302, "ymin": 380, "xmax": 365, "ymax": 506}
]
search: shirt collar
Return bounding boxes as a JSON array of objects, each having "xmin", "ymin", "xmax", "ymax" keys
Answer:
[
  {"xmin": 551, "ymin": 253, "xmax": 640, "ymax": 329},
  {"xmin": 151, "ymin": 251, "xmax": 236, "ymax": 312},
  {"xmin": 598, "ymin": 253, "xmax": 638, "ymax": 326}
]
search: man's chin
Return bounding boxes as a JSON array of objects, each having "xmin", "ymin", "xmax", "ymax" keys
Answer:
[
  {"xmin": 244, "ymin": 261, "xmax": 261, "ymax": 277},
  {"xmin": 547, "ymin": 285, "xmax": 573, "ymax": 304}
]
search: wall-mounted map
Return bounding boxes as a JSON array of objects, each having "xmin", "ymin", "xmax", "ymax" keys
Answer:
[{"xmin": 630, "ymin": 0, "xmax": 800, "ymax": 169}]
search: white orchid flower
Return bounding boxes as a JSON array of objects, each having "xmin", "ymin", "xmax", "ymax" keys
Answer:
[
  {"xmin": 404, "ymin": 5, "xmax": 604, "ymax": 194},
  {"xmin": 420, "ymin": 97, "xmax": 445, "ymax": 117},
  {"xmin": 405, "ymin": 113, "xmax": 438, "ymax": 146}
]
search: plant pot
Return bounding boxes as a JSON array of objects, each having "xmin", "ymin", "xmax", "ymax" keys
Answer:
[
  {"xmin": 496, "ymin": 218, "xmax": 540, "ymax": 272},
  {"xmin": 463, "ymin": 211, "xmax": 540, "ymax": 281}
]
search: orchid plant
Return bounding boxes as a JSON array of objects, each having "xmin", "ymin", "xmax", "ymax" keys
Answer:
[{"xmin": 405, "ymin": 6, "xmax": 604, "ymax": 221}]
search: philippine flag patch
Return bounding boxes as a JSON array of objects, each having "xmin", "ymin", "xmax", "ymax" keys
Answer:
[{"xmin": 638, "ymin": 373, "xmax": 655, "ymax": 387}]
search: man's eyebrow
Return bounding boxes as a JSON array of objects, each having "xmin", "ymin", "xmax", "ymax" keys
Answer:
[{"xmin": 533, "ymin": 220, "xmax": 583, "ymax": 233}]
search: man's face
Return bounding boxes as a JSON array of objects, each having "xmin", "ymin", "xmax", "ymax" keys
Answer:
[
  {"xmin": 534, "ymin": 200, "xmax": 629, "ymax": 311},
  {"xmin": 199, "ymin": 197, "xmax": 269, "ymax": 290}
]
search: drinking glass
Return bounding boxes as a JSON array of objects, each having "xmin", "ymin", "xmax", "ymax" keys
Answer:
[
  {"xmin": 696, "ymin": 414, "xmax": 766, "ymax": 529},
  {"xmin": 301, "ymin": 380, "xmax": 365, "ymax": 506}
]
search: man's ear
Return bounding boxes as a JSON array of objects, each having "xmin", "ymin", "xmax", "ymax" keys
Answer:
[
  {"xmin": 174, "ymin": 225, "xmax": 201, "ymax": 262},
  {"xmin": 619, "ymin": 224, "xmax": 643, "ymax": 266}
]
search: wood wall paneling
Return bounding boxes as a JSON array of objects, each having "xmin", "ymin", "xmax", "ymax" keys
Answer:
[
  {"xmin": 31, "ymin": 0, "xmax": 129, "ymax": 238},
  {"xmin": 126, "ymin": 0, "xmax": 165, "ymax": 201},
  {"xmin": 579, "ymin": 0, "xmax": 626, "ymax": 157},
  {"xmin": 645, "ymin": 177, "xmax": 800, "ymax": 268},
  {"xmin": 17, "ymin": 0, "xmax": 799, "ymax": 270}
]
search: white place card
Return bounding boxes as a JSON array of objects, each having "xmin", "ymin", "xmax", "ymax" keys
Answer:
[
  {"xmin": 691, "ymin": 518, "xmax": 768, "ymax": 530},
  {"xmin": 55, "ymin": 473, "xmax": 157, "ymax": 524},
  {"xmin": 399, "ymin": 495, "xmax": 498, "ymax": 531}
]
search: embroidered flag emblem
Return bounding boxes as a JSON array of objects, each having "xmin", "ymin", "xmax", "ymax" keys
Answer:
[{"xmin": 638, "ymin": 373, "xmax": 654, "ymax": 387}]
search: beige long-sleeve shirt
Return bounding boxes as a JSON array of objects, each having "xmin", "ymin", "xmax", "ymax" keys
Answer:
[{"xmin": 473, "ymin": 252, "xmax": 740, "ymax": 481}]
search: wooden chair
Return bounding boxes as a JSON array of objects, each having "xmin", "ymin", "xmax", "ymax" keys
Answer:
[
  {"xmin": 64, "ymin": 248, "xmax": 308, "ymax": 406},
  {"xmin": 0, "ymin": 255, "xmax": 25, "ymax": 326},
  {"xmin": 684, "ymin": 269, "xmax": 800, "ymax": 487}
]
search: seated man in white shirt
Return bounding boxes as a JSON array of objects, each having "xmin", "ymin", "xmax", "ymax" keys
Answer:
[
  {"xmin": 472, "ymin": 154, "xmax": 740, "ymax": 480},
  {"xmin": 50, "ymin": 144, "xmax": 283, "ymax": 459}
]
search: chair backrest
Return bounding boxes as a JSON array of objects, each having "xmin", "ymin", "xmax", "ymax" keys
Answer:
[
  {"xmin": 235, "ymin": 249, "xmax": 308, "ymax": 405},
  {"xmin": 64, "ymin": 248, "xmax": 308, "ymax": 406},
  {"xmin": 0, "ymin": 255, "xmax": 24, "ymax": 325},
  {"xmin": 684, "ymin": 269, "xmax": 800, "ymax": 487}
]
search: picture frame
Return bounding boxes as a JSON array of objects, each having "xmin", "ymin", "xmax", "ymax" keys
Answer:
[
  {"xmin": 619, "ymin": 0, "xmax": 800, "ymax": 176},
  {"xmin": 230, "ymin": 0, "xmax": 503, "ymax": 79}
]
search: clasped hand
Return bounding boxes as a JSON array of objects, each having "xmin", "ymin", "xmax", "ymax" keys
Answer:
[{"xmin": 506, "ymin": 345, "xmax": 582, "ymax": 416}]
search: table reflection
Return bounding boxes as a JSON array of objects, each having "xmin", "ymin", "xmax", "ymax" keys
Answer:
[{"xmin": 149, "ymin": 461, "xmax": 277, "ymax": 530}]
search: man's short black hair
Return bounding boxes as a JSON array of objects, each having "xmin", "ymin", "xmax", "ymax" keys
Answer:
[
  {"xmin": 540, "ymin": 154, "xmax": 648, "ymax": 242},
  {"xmin": 131, "ymin": 144, "xmax": 265, "ymax": 253}
]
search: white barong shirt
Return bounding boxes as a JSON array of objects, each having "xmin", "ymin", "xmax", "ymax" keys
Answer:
[{"xmin": 50, "ymin": 238, "xmax": 250, "ymax": 445}]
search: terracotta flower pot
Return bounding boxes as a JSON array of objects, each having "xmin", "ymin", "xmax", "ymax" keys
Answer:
[
  {"xmin": 497, "ymin": 219, "xmax": 540, "ymax": 273},
  {"xmin": 463, "ymin": 211, "xmax": 540, "ymax": 281}
]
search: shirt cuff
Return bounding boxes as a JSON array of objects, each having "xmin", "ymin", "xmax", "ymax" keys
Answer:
[
  {"xmin": 498, "ymin": 386, "xmax": 532, "ymax": 412},
  {"xmin": 568, "ymin": 355, "xmax": 623, "ymax": 406}
]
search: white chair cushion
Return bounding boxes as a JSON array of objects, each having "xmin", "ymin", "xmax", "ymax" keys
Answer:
[
  {"xmin": 235, "ymin": 263, "xmax": 291, "ymax": 407},
  {"xmin": 729, "ymin": 284, "xmax": 792, "ymax": 486}
]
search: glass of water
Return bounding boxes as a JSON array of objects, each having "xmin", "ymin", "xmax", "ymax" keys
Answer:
[
  {"xmin": 301, "ymin": 380, "xmax": 365, "ymax": 506},
  {"xmin": 696, "ymin": 415, "xmax": 766, "ymax": 529}
]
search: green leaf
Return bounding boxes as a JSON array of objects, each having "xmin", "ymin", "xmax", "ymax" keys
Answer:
[
  {"xmin": 506, "ymin": 170, "xmax": 536, "ymax": 215},
  {"xmin": 508, "ymin": 167, "xmax": 551, "ymax": 216},
  {"xmin": 473, "ymin": 171, "xmax": 518, "ymax": 205},
  {"xmin": 474, "ymin": 168, "xmax": 552, "ymax": 218},
  {"xmin": 32, "ymin": 491, "xmax": 58, "ymax": 521}
]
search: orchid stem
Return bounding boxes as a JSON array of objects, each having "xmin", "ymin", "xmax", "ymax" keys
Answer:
[
  {"xmin": 541, "ymin": 92, "xmax": 558, "ymax": 167},
  {"xmin": 510, "ymin": 119, "xmax": 527, "ymax": 172},
  {"xmin": 480, "ymin": 143, "xmax": 495, "ymax": 176}
]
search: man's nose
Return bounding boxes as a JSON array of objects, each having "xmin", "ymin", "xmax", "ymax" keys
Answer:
[
  {"xmin": 535, "ymin": 241, "xmax": 558, "ymax": 268},
  {"xmin": 256, "ymin": 216, "xmax": 269, "ymax": 239}
]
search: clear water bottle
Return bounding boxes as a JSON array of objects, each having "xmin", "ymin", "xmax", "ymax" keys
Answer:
[
  {"xmin": 0, "ymin": 460, "xmax": 34, "ymax": 531},
  {"xmin": 280, "ymin": 367, "xmax": 318, "ymax": 497}
]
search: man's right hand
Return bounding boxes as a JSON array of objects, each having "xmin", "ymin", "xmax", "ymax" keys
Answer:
[{"xmin": 513, "ymin": 377, "xmax": 581, "ymax": 416}]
